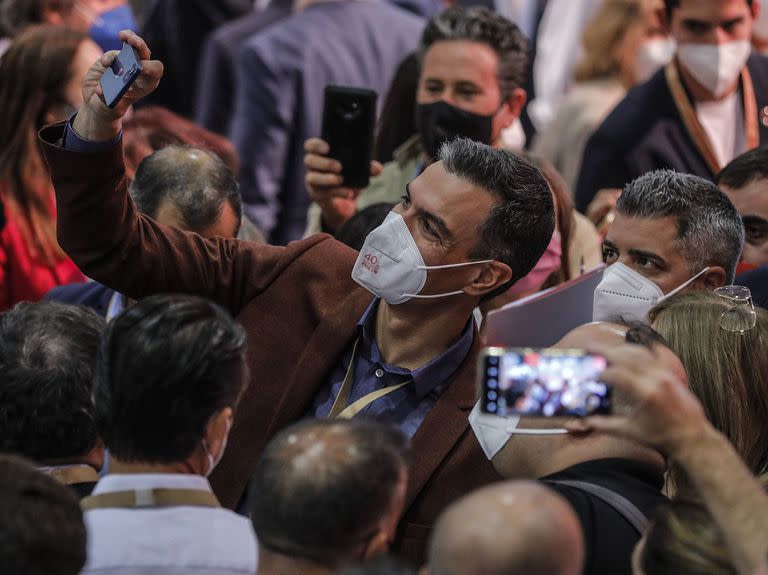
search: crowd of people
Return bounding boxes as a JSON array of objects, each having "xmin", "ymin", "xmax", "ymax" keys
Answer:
[{"xmin": 1, "ymin": 0, "xmax": 768, "ymax": 574}]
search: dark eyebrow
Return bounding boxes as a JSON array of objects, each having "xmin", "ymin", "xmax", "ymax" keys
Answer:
[
  {"xmin": 602, "ymin": 239, "xmax": 618, "ymax": 250},
  {"xmin": 627, "ymin": 248, "xmax": 667, "ymax": 268},
  {"xmin": 681, "ymin": 17, "xmax": 712, "ymax": 28},
  {"xmin": 406, "ymin": 183, "xmax": 454, "ymax": 242}
]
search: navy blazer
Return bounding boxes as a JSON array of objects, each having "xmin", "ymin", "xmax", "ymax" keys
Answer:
[
  {"xmin": 195, "ymin": 0, "xmax": 292, "ymax": 136},
  {"xmin": 575, "ymin": 55, "xmax": 768, "ymax": 213},
  {"xmin": 737, "ymin": 266, "xmax": 768, "ymax": 310},
  {"xmin": 230, "ymin": 0, "xmax": 424, "ymax": 244},
  {"xmin": 45, "ymin": 282, "xmax": 115, "ymax": 319}
]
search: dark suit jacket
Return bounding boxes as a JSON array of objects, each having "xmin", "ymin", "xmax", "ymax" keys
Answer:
[
  {"xmin": 45, "ymin": 281, "xmax": 115, "ymax": 318},
  {"xmin": 195, "ymin": 0, "xmax": 292, "ymax": 136},
  {"xmin": 737, "ymin": 265, "xmax": 768, "ymax": 310},
  {"xmin": 139, "ymin": 0, "xmax": 253, "ymax": 118},
  {"xmin": 40, "ymin": 124, "xmax": 500, "ymax": 566},
  {"xmin": 230, "ymin": 0, "xmax": 424, "ymax": 244},
  {"xmin": 575, "ymin": 55, "xmax": 768, "ymax": 213}
]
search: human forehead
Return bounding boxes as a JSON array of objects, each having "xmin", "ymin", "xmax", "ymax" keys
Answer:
[
  {"xmin": 721, "ymin": 179, "xmax": 768, "ymax": 216},
  {"xmin": 606, "ymin": 213, "xmax": 681, "ymax": 255},
  {"xmin": 421, "ymin": 40, "xmax": 501, "ymax": 84},
  {"xmin": 671, "ymin": 0, "xmax": 753, "ymax": 22}
]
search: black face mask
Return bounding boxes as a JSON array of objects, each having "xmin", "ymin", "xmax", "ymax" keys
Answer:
[{"xmin": 416, "ymin": 100, "xmax": 495, "ymax": 161}]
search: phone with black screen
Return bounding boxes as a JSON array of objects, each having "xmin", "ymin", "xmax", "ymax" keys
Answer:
[
  {"xmin": 479, "ymin": 348, "xmax": 612, "ymax": 417},
  {"xmin": 100, "ymin": 42, "xmax": 142, "ymax": 108},
  {"xmin": 321, "ymin": 85, "xmax": 377, "ymax": 189}
]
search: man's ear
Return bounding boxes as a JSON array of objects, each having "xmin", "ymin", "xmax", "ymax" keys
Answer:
[
  {"xmin": 465, "ymin": 261, "xmax": 513, "ymax": 298},
  {"xmin": 42, "ymin": 8, "xmax": 65, "ymax": 25},
  {"xmin": 752, "ymin": 0, "xmax": 761, "ymax": 21},
  {"xmin": 497, "ymin": 87, "xmax": 527, "ymax": 131},
  {"xmin": 419, "ymin": 566, "xmax": 430, "ymax": 575},
  {"xmin": 204, "ymin": 407, "xmax": 234, "ymax": 460},
  {"xmin": 701, "ymin": 266, "xmax": 727, "ymax": 290}
]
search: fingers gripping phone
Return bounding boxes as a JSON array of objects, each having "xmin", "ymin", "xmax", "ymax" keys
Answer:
[
  {"xmin": 321, "ymin": 85, "xmax": 377, "ymax": 189},
  {"xmin": 479, "ymin": 348, "xmax": 612, "ymax": 417},
  {"xmin": 100, "ymin": 42, "xmax": 142, "ymax": 108}
]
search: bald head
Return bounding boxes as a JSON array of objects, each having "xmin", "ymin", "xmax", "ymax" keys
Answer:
[
  {"xmin": 129, "ymin": 145, "xmax": 242, "ymax": 238},
  {"xmin": 249, "ymin": 420, "xmax": 409, "ymax": 568},
  {"xmin": 428, "ymin": 481, "xmax": 583, "ymax": 575},
  {"xmin": 556, "ymin": 322, "xmax": 628, "ymax": 349}
]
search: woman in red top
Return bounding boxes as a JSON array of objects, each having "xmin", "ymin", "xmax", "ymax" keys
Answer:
[{"xmin": 0, "ymin": 25, "xmax": 102, "ymax": 309}]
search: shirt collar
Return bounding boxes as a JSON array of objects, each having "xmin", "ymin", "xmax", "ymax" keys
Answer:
[
  {"xmin": 357, "ymin": 298, "xmax": 475, "ymax": 399},
  {"xmin": 93, "ymin": 473, "xmax": 212, "ymax": 495}
]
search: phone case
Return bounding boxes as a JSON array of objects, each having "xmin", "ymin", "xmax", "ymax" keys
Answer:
[{"xmin": 100, "ymin": 43, "xmax": 143, "ymax": 108}]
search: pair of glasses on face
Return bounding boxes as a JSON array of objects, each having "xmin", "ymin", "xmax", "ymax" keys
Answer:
[{"xmin": 715, "ymin": 285, "xmax": 757, "ymax": 334}]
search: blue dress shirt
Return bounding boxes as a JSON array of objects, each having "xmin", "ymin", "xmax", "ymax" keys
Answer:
[{"xmin": 311, "ymin": 298, "xmax": 475, "ymax": 438}]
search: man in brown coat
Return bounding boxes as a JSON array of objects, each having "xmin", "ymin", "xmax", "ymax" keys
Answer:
[{"xmin": 39, "ymin": 31, "xmax": 556, "ymax": 564}]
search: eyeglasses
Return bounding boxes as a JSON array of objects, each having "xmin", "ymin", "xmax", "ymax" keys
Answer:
[{"xmin": 715, "ymin": 285, "xmax": 757, "ymax": 334}]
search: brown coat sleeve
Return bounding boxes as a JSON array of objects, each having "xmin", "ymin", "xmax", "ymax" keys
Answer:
[{"xmin": 39, "ymin": 123, "xmax": 324, "ymax": 317}]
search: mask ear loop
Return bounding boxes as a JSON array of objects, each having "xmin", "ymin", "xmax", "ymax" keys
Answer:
[
  {"xmin": 659, "ymin": 267, "xmax": 710, "ymax": 301},
  {"xmin": 404, "ymin": 260, "xmax": 496, "ymax": 299}
]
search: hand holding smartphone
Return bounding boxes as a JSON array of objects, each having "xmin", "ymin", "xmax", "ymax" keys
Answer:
[
  {"xmin": 100, "ymin": 42, "xmax": 143, "ymax": 109},
  {"xmin": 321, "ymin": 85, "xmax": 377, "ymax": 189},
  {"xmin": 479, "ymin": 348, "xmax": 612, "ymax": 417}
]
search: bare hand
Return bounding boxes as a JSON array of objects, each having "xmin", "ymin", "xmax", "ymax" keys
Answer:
[
  {"xmin": 586, "ymin": 188, "xmax": 621, "ymax": 228},
  {"xmin": 304, "ymin": 138, "xmax": 382, "ymax": 232},
  {"xmin": 565, "ymin": 343, "xmax": 709, "ymax": 458}
]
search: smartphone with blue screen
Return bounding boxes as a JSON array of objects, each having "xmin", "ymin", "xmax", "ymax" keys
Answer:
[
  {"xmin": 479, "ymin": 347, "xmax": 612, "ymax": 417},
  {"xmin": 100, "ymin": 42, "xmax": 142, "ymax": 108}
]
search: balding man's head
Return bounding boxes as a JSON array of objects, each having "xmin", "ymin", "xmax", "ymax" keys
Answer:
[
  {"xmin": 427, "ymin": 481, "xmax": 583, "ymax": 575},
  {"xmin": 249, "ymin": 420, "xmax": 409, "ymax": 569},
  {"xmin": 129, "ymin": 145, "xmax": 242, "ymax": 239}
]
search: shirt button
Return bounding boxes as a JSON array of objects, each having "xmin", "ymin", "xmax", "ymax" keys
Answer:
[{"xmin": 375, "ymin": 368, "xmax": 385, "ymax": 378}]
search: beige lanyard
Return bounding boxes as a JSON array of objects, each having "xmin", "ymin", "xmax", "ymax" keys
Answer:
[
  {"xmin": 666, "ymin": 60, "xmax": 759, "ymax": 174},
  {"xmin": 327, "ymin": 338, "xmax": 411, "ymax": 419},
  {"xmin": 81, "ymin": 488, "xmax": 221, "ymax": 511}
]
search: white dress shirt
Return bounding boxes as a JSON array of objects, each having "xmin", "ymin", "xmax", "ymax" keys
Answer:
[{"xmin": 82, "ymin": 473, "xmax": 258, "ymax": 575}]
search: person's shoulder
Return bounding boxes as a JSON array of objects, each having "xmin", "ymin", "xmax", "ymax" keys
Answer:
[
  {"xmin": 747, "ymin": 53, "xmax": 768, "ymax": 92},
  {"xmin": 45, "ymin": 281, "xmax": 113, "ymax": 310},
  {"xmin": 736, "ymin": 265, "xmax": 768, "ymax": 309}
]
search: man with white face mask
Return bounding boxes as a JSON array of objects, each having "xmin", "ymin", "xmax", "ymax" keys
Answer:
[
  {"xmin": 80, "ymin": 294, "xmax": 258, "ymax": 575},
  {"xmin": 593, "ymin": 170, "xmax": 744, "ymax": 322},
  {"xmin": 39, "ymin": 31, "xmax": 556, "ymax": 563},
  {"xmin": 575, "ymin": 0, "xmax": 768, "ymax": 214},
  {"xmin": 469, "ymin": 322, "xmax": 673, "ymax": 575}
]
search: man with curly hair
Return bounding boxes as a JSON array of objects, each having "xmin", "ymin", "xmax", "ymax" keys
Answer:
[{"xmin": 0, "ymin": 301, "xmax": 105, "ymax": 497}]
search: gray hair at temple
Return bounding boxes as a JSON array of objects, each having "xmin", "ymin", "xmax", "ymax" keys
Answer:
[{"xmin": 616, "ymin": 170, "xmax": 744, "ymax": 283}]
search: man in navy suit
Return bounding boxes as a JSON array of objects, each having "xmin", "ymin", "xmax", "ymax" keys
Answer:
[
  {"xmin": 575, "ymin": 0, "xmax": 768, "ymax": 215},
  {"xmin": 47, "ymin": 145, "xmax": 243, "ymax": 318},
  {"xmin": 195, "ymin": 0, "xmax": 293, "ymax": 136},
  {"xmin": 229, "ymin": 0, "xmax": 424, "ymax": 245}
]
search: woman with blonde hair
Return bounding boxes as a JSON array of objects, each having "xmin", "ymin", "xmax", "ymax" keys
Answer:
[
  {"xmin": 0, "ymin": 25, "xmax": 102, "ymax": 309},
  {"xmin": 649, "ymin": 290, "xmax": 768, "ymax": 484},
  {"xmin": 534, "ymin": 0, "xmax": 673, "ymax": 191}
]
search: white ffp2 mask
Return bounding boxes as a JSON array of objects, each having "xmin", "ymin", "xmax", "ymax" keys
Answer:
[
  {"xmin": 592, "ymin": 263, "xmax": 709, "ymax": 323},
  {"xmin": 351, "ymin": 211, "xmax": 493, "ymax": 305},
  {"xmin": 468, "ymin": 402, "xmax": 568, "ymax": 460},
  {"xmin": 635, "ymin": 38, "xmax": 676, "ymax": 84},
  {"xmin": 677, "ymin": 41, "xmax": 751, "ymax": 98}
]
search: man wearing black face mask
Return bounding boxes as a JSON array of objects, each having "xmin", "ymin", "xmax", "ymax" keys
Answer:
[{"xmin": 304, "ymin": 7, "xmax": 529, "ymax": 236}]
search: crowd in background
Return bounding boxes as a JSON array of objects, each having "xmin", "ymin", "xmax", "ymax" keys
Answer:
[{"xmin": 1, "ymin": 0, "xmax": 768, "ymax": 574}]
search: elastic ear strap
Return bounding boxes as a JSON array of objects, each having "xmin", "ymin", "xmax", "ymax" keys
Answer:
[
  {"xmin": 507, "ymin": 428, "xmax": 569, "ymax": 435},
  {"xmin": 418, "ymin": 259, "xmax": 494, "ymax": 270},
  {"xmin": 403, "ymin": 290, "xmax": 465, "ymax": 299}
]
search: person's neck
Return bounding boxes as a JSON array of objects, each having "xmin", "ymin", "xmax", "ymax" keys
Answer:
[
  {"xmin": 257, "ymin": 548, "xmax": 333, "ymax": 575},
  {"xmin": 678, "ymin": 59, "xmax": 740, "ymax": 103},
  {"xmin": 374, "ymin": 299, "xmax": 473, "ymax": 370},
  {"xmin": 108, "ymin": 458, "xmax": 202, "ymax": 476}
]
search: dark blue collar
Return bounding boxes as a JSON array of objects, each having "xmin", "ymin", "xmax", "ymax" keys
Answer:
[{"xmin": 356, "ymin": 298, "xmax": 475, "ymax": 399}]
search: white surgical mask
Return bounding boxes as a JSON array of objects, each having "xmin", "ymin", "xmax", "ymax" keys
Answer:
[
  {"xmin": 635, "ymin": 38, "xmax": 676, "ymax": 84},
  {"xmin": 201, "ymin": 419, "xmax": 232, "ymax": 477},
  {"xmin": 468, "ymin": 402, "xmax": 568, "ymax": 460},
  {"xmin": 592, "ymin": 263, "xmax": 709, "ymax": 323},
  {"xmin": 677, "ymin": 41, "xmax": 752, "ymax": 98},
  {"xmin": 351, "ymin": 211, "xmax": 493, "ymax": 305}
]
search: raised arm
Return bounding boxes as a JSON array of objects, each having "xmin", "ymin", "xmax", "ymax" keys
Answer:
[{"xmin": 43, "ymin": 31, "xmax": 322, "ymax": 317}]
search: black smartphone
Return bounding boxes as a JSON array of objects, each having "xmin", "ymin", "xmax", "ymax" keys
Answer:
[
  {"xmin": 479, "ymin": 347, "xmax": 612, "ymax": 417},
  {"xmin": 321, "ymin": 85, "xmax": 377, "ymax": 189},
  {"xmin": 100, "ymin": 42, "xmax": 143, "ymax": 109}
]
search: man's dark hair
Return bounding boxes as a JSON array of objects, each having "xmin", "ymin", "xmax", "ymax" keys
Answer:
[
  {"xmin": 129, "ymin": 145, "xmax": 242, "ymax": 236},
  {"xmin": 420, "ymin": 7, "xmax": 529, "ymax": 98},
  {"xmin": 664, "ymin": 0, "xmax": 753, "ymax": 19},
  {"xmin": 616, "ymin": 170, "xmax": 744, "ymax": 283},
  {"xmin": 0, "ymin": 0, "xmax": 74, "ymax": 36},
  {"xmin": 95, "ymin": 294, "xmax": 248, "ymax": 463},
  {"xmin": 716, "ymin": 146, "xmax": 768, "ymax": 190},
  {"xmin": 623, "ymin": 321, "xmax": 669, "ymax": 349},
  {"xmin": 439, "ymin": 138, "xmax": 555, "ymax": 299},
  {"xmin": 0, "ymin": 455, "xmax": 86, "ymax": 575},
  {"xmin": 335, "ymin": 202, "xmax": 395, "ymax": 251},
  {"xmin": 250, "ymin": 420, "xmax": 409, "ymax": 568},
  {"xmin": 0, "ymin": 302, "xmax": 104, "ymax": 462}
]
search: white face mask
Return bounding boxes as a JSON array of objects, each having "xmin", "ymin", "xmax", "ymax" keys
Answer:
[
  {"xmin": 468, "ymin": 402, "xmax": 568, "ymax": 460},
  {"xmin": 635, "ymin": 38, "xmax": 676, "ymax": 84},
  {"xmin": 592, "ymin": 262, "xmax": 709, "ymax": 323},
  {"xmin": 351, "ymin": 211, "xmax": 493, "ymax": 305},
  {"xmin": 676, "ymin": 41, "xmax": 752, "ymax": 98},
  {"xmin": 201, "ymin": 418, "xmax": 232, "ymax": 477}
]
